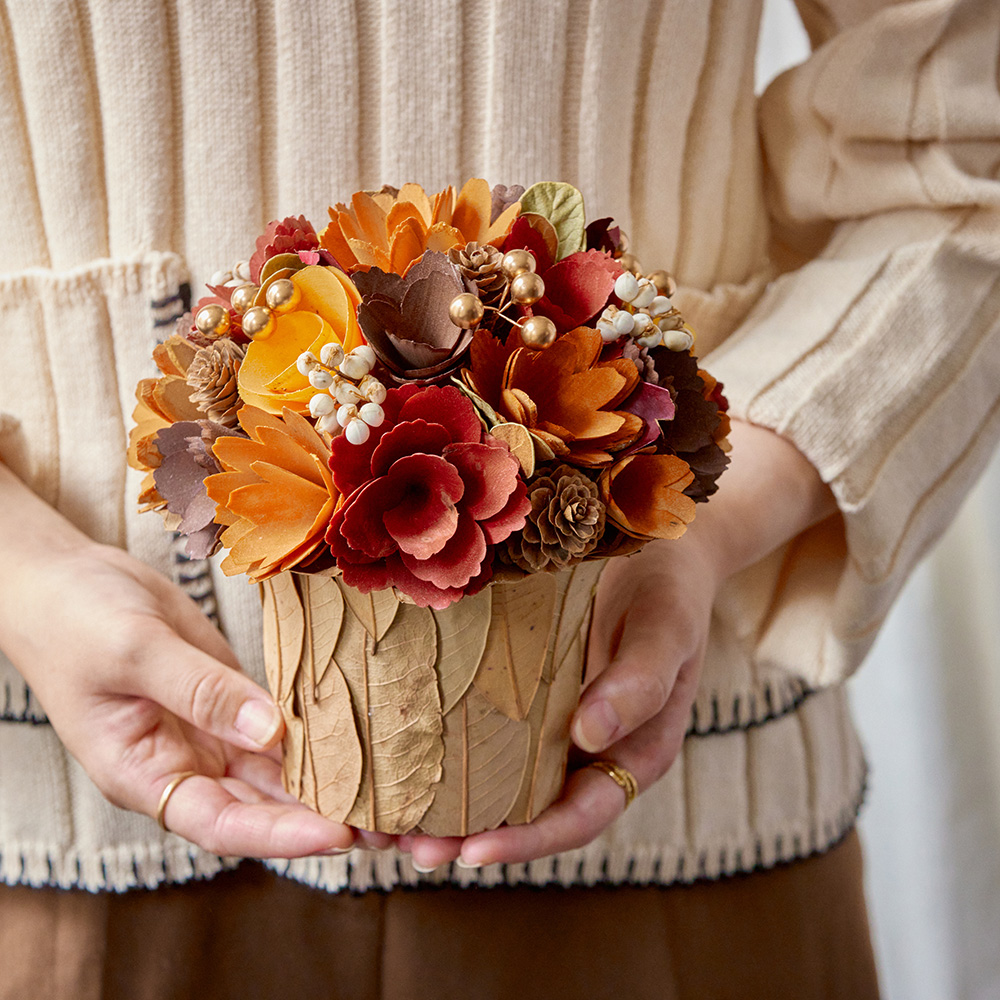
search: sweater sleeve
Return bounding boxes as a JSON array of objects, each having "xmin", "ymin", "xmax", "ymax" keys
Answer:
[{"xmin": 706, "ymin": 0, "xmax": 1000, "ymax": 685}]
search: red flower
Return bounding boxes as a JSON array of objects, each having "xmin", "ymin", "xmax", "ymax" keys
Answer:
[{"xmin": 326, "ymin": 385, "xmax": 530, "ymax": 608}]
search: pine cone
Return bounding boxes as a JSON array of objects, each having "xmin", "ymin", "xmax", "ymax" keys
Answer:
[
  {"xmin": 186, "ymin": 339, "xmax": 245, "ymax": 427},
  {"xmin": 448, "ymin": 242, "xmax": 506, "ymax": 305},
  {"xmin": 507, "ymin": 465, "xmax": 606, "ymax": 572}
]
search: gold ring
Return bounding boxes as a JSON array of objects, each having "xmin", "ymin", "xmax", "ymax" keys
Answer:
[
  {"xmin": 586, "ymin": 760, "xmax": 639, "ymax": 810},
  {"xmin": 156, "ymin": 771, "xmax": 199, "ymax": 832}
]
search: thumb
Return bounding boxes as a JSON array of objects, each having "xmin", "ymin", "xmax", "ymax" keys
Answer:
[{"xmin": 115, "ymin": 624, "xmax": 284, "ymax": 751}]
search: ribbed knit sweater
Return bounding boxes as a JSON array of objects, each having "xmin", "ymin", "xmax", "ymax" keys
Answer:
[{"xmin": 0, "ymin": 0, "xmax": 997, "ymax": 892}]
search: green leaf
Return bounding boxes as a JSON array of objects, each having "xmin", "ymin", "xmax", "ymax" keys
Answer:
[{"xmin": 518, "ymin": 182, "xmax": 586, "ymax": 260}]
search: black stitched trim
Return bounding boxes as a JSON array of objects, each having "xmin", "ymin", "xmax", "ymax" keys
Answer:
[{"xmin": 686, "ymin": 679, "xmax": 815, "ymax": 738}]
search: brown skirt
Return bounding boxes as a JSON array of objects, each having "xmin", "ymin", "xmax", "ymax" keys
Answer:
[{"xmin": 0, "ymin": 830, "xmax": 879, "ymax": 1000}]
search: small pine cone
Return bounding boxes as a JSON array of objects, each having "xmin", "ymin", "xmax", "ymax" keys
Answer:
[
  {"xmin": 507, "ymin": 465, "xmax": 606, "ymax": 573},
  {"xmin": 186, "ymin": 339, "xmax": 245, "ymax": 427},
  {"xmin": 448, "ymin": 242, "xmax": 507, "ymax": 305},
  {"xmin": 621, "ymin": 338, "xmax": 658, "ymax": 384}
]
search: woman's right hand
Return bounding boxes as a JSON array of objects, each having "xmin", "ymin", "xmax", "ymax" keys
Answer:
[{"xmin": 0, "ymin": 465, "xmax": 356, "ymax": 858}]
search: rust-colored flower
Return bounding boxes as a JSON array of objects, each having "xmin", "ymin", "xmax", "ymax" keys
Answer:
[
  {"xmin": 598, "ymin": 453, "xmax": 696, "ymax": 540},
  {"xmin": 237, "ymin": 265, "xmax": 364, "ymax": 415},
  {"xmin": 464, "ymin": 325, "xmax": 643, "ymax": 467},
  {"xmin": 205, "ymin": 406, "xmax": 338, "ymax": 581},
  {"xmin": 320, "ymin": 179, "xmax": 520, "ymax": 276}
]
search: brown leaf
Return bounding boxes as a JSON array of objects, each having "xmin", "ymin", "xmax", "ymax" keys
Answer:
[
  {"xmin": 281, "ymin": 715, "xmax": 306, "ymax": 800},
  {"xmin": 338, "ymin": 602, "xmax": 443, "ymax": 833},
  {"xmin": 506, "ymin": 623, "xmax": 588, "ymax": 825},
  {"xmin": 300, "ymin": 655, "xmax": 364, "ymax": 822},
  {"xmin": 432, "ymin": 589, "xmax": 492, "ymax": 714},
  {"xmin": 473, "ymin": 573, "xmax": 558, "ymax": 720},
  {"xmin": 547, "ymin": 560, "xmax": 605, "ymax": 682},
  {"xmin": 489, "ymin": 422, "xmax": 535, "ymax": 478},
  {"xmin": 419, "ymin": 686, "xmax": 531, "ymax": 836},
  {"xmin": 338, "ymin": 579, "xmax": 400, "ymax": 644},
  {"xmin": 300, "ymin": 576, "xmax": 345, "ymax": 694},
  {"xmin": 260, "ymin": 575, "xmax": 305, "ymax": 707}
]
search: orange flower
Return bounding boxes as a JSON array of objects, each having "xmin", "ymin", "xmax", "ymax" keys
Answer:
[
  {"xmin": 320, "ymin": 179, "xmax": 520, "ymax": 276},
  {"xmin": 237, "ymin": 265, "xmax": 364, "ymax": 415},
  {"xmin": 464, "ymin": 326, "xmax": 643, "ymax": 467},
  {"xmin": 598, "ymin": 453, "xmax": 696, "ymax": 540},
  {"xmin": 205, "ymin": 406, "xmax": 338, "ymax": 581}
]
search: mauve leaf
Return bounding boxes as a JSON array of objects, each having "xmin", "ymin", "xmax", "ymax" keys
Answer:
[
  {"xmin": 619, "ymin": 380, "xmax": 677, "ymax": 456},
  {"xmin": 337, "ymin": 602, "xmax": 443, "ymax": 833},
  {"xmin": 419, "ymin": 686, "xmax": 531, "ymax": 836},
  {"xmin": 518, "ymin": 181, "xmax": 587, "ymax": 259},
  {"xmin": 432, "ymin": 588, "xmax": 492, "ymax": 713},
  {"xmin": 473, "ymin": 573, "xmax": 558, "ymax": 720}
]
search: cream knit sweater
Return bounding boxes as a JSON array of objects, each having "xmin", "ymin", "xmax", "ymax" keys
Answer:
[{"xmin": 0, "ymin": 0, "xmax": 997, "ymax": 892}]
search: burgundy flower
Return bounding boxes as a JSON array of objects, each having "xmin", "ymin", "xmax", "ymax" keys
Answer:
[{"xmin": 326, "ymin": 385, "xmax": 530, "ymax": 608}]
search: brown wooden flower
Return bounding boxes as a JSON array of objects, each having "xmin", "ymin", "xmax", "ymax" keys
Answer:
[
  {"xmin": 205, "ymin": 406, "xmax": 338, "ymax": 581},
  {"xmin": 464, "ymin": 326, "xmax": 643, "ymax": 467}
]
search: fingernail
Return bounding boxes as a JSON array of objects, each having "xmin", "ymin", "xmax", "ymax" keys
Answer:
[
  {"xmin": 318, "ymin": 846, "xmax": 354, "ymax": 856},
  {"xmin": 573, "ymin": 699, "xmax": 620, "ymax": 753},
  {"xmin": 234, "ymin": 700, "xmax": 282, "ymax": 747},
  {"xmin": 455, "ymin": 858, "xmax": 483, "ymax": 870},
  {"xmin": 412, "ymin": 861, "xmax": 438, "ymax": 874}
]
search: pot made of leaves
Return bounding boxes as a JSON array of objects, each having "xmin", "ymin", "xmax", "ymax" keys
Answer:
[{"xmin": 260, "ymin": 561, "xmax": 605, "ymax": 836}]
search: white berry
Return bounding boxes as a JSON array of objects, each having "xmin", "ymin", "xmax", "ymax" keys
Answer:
[
  {"xmin": 632, "ymin": 312, "xmax": 652, "ymax": 335},
  {"xmin": 309, "ymin": 393, "xmax": 336, "ymax": 418},
  {"xmin": 339, "ymin": 354, "xmax": 372, "ymax": 380},
  {"xmin": 664, "ymin": 329, "xmax": 694, "ymax": 352},
  {"xmin": 632, "ymin": 279, "xmax": 656, "ymax": 309},
  {"xmin": 648, "ymin": 295, "xmax": 672, "ymax": 316},
  {"xmin": 308, "ymin": 368, "xmax": 334, "ymax": 389},
  {"xmin": 320, "ymin": 342, "xmax": 346, "ymax": 368},
  {"xmin": 613, "ymin": 310, "xmax": 635, "ymax": 336},
  {"xmin": 297, "ymin": 351, "xmax": 319, "ymax": 376},
  {"xmin": 345, "ymin": 419, "xmax": 371, "ymax": 445},
  {"xmin": 360, "ymin": 375, "xmax": 386, "ymax": 404},
  {"xmin": 614, "ymin": 272, "xmax": 640, "ymax": 303},
  {"xmin": 337, "ymin": 404, "xmax": 359, "ymax": 428},
  {"xmin": 359, "ymin": 402, "xmax": 385, "ymax": 427}
]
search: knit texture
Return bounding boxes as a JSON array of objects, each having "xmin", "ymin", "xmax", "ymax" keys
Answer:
[{"xmin": 0, "ymin": 0, "xmax": 997, "ymax": 891}]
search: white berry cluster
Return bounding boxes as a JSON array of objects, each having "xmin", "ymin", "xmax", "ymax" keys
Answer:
[
  {"xmin": 209, "ymin": 260, "xmax": 252, "ymax": 289},
  {"xmin": 297, "ymin": 343, "xmax": 386, "ymax": 445},
  {"xmin": 597, "ymin": 272, "xmax": 694, "ymax": 352}
]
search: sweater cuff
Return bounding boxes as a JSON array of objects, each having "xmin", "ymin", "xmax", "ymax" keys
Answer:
[{"xmin": 706, "ymin": 206, "xmax": 1000, "ymax": 680}]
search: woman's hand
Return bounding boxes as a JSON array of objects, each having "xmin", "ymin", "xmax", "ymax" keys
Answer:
[
  {"xmin": 0, "ymin": 465, "xmax": 355, "ymax": 858},
  {"xmin": 400, "ymin": 419, "xmax": 838, "ymax": 870}
]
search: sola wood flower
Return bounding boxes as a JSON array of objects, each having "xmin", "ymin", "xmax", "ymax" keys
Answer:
[
  {"xmin": 249, "ymin": 216, "xmax": 321, "ymax": 284},
  {"xmin": 205, "ymin": 406, "xmax": 338, "ymax": 581},
  {"xmin": 237, "ymin": 265, "xmax": 364, "ymax": 414},
  {"xmin": 465, "ymin": 325, "xmax": 642, "ymax": 467},
  {"xmin": 326, "ymin": 384, "xmax": 529, "ymax": 609},
  {"xmin": 320, "ymin": 179, "xmax": 520, "ymax": 277},
  {"xmin": 599, "ymin": 453, "xmax": 696, "ymax": 540},
  {"xmin": 353, "ymin": 252, "xmax": 473, "ymax": 381}
]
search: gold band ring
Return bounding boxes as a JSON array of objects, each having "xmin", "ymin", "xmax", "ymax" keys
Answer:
[
  {"xmin": 586, "ymin": 760, "xmax": 639, "ymax": 810},
  {"xmin": 156, "ymin": 771, "xmax": 199, "ymax": 832}
]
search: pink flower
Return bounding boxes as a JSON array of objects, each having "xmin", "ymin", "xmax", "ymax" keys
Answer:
[{"xmin": 327, "ymin": 385, "xmax": 529, "ymax": 608}]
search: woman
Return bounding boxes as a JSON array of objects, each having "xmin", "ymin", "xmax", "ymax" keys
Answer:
[{"xmin": 0, "ymin": 0, "xmax": 997, "ymax": 996}]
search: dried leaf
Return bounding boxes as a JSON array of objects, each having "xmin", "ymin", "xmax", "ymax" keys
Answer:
[
  {"xmin": 548, "ymin": 560, "xmax": 605, "ymax": 682},
  {"xmin": 282, "ymin": 715, "xmax": 306, "ymax": 800},
  {"xmin": 338, "ymin": 579, "xmax": 400, "ymax": 643},
  {"xmin": 301, "ymin": 655, "xmax": 364, "ymax": 822},
  {"xmin": 433, "ymin": 588, "xmax": 492, "ymax": 713},
  {"xmin": 506, "ymin": 624, "xmax": 588, "ymax": 825},
  {"xmin": 518, "ymin": 182, "xmax": 586, "ymax": 260},
  {"xmin": 419, "ymin": 686, "xmax": 531, "ymax": 836},
  {"xmin": 338, "ymin": 602, "xmax": 443, "ymax": 833},
  {"xmin": 473, "ymin": 573, "xmax": 558, "ymax": 720},
  {"xmin": 300, "ymin": 575, "xmax": 345, "ymax": 692},
  {"xmin": 260, "ymin": 574, "xmax": 305, "ymax": 706},
  {"xmin": 490, "ymin": 421, "xmax": 535, "ymax": 477}
]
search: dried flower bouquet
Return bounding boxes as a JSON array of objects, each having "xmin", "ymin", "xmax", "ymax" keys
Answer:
[{"xmin": 128, "ymin": 179, "xmax": 730, "ymax": 835}]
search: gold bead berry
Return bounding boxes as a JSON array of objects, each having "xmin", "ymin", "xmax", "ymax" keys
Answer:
[
  {"xmin": 510, "ymin": 271, "xmax": 545, "ymax": 306},
  {"xmin": 619, "ymin": 252, "xmax": 642, "ymax": 276},
  {"xmin": 519, "ymin": 315, "xmax": 557, "ymax": 349},
  {"xmin": 501, "ymin": 249, "xmax": 536, "ymax": 280},
  {"xmin": 647, "ymin": 269, "xmax": 677, "ymax": 297},
  {"xmin": 194, "ymin": 303, "xmax": 230, "ymax": 337},
  {"xmin": 230, "ymin": 283, "xmax": 259, "ymax": 315},
  {"xmin": 448, "ymin": 293, "xmax": 485, "ymax": 329},
  {"xmin": 265, "ymin": 277, "xmax": 301, "ymax": 312},
  {"xmin": 241, "ymin": 305, "xmax": 276, "ymax": 339}
]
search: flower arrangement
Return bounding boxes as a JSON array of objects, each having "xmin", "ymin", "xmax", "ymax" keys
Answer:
[
  {"xmin": 127, "ymin": 180, "xmax": 731, "ymax": 834},
  {"xmin": 129, "ymin": 179, "xmax": 730, "ymax": 610}
]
